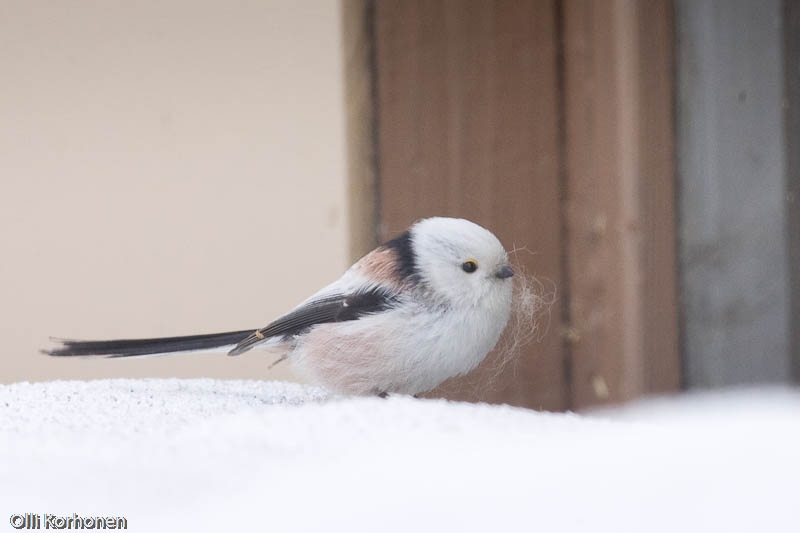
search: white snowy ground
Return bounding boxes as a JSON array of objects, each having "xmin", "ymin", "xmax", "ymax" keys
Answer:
[{"xmin": 1, "ymin": 380, "xmax": 799, "ymax": 532}]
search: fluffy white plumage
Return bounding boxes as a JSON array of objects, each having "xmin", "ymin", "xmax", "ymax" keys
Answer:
[
  {"xmin": 47, "ymin": 217, "xmax": 515, "ymax": 396},
  {"xmin": 288, "ymin": 217, "xmax": 514, "ymax": 395}
]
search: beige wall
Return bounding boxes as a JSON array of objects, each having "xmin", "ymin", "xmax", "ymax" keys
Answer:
[{"xmin": 0, "ymin": 1, "xmax": 350, "ymax": 383}]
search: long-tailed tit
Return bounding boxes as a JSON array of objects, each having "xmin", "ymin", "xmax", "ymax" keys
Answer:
[{"xmin": 46, "ymin": 217, "xmax": 515, "ymax": 396}]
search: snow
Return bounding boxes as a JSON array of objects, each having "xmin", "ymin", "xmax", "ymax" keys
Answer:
[{"xmin": 1, "ymin": 379, "xmax": 799, "ymax": 532}]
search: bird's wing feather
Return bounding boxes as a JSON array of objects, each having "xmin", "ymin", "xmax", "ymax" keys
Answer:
[{"xmin": 227, "ymin": 286, "xmax": 398, "ymax": 356}]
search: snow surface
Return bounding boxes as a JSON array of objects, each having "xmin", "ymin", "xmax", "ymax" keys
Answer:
[{"xmin": 1, "ymin": 379, "xmax": 799, "ymax": 532}]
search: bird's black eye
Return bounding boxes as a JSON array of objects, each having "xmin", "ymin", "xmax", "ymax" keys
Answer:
[{"xmin": 461, "ymin": 259, "xmax": 478, "ymax": 273}]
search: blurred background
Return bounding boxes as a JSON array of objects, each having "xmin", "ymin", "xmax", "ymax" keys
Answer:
[{"xmin": 1, "ymin": 0, "xmax": 798, "ymax": 411}]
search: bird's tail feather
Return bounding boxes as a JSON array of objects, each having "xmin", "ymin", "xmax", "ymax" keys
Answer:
[{"xmin": 44, "ymin": 329, "xmax": 255, "ymax": 358}]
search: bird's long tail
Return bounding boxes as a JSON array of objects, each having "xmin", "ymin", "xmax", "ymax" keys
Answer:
[{"xmin": 44, "ymin": 329, "xmax": 255, "ymax": 358}]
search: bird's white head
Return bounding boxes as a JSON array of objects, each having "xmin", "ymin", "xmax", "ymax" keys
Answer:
[{"xmin": 410, "ymin": 217, "xmax": 514, "ymax": 309}]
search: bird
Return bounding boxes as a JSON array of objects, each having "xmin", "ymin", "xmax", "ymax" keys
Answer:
[{"xmin": 46, "ymin": 217, "xmax": 515, "ymax": 397}]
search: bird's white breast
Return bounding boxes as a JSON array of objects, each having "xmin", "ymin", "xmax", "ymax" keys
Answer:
[{"xmin": 289, "ymin": 290, "xmax": 512, "ymax": 396}]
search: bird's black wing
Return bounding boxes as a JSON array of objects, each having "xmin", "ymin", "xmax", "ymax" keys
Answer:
[
  {"xmin": 227, "ymin": 287, "xmax": 397, "ymax": 356},
  {"xmin": 44, "ymin": 288, "xmax": 397, "ymax": 359}
]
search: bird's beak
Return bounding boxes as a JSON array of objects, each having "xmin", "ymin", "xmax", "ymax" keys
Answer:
[{"xmin": 495, "ymin": 265, "xmax": 514, "ymax": 279}]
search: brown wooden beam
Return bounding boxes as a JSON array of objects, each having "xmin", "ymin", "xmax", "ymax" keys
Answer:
[
  {"xmin": 787, "ymin": 0, "xmax": 800, "ymax": 383},
  {"xmin": 562, "ymin": 0, "xmax": 679, "ymax": 408},
  {"xmin": 342, "ymin": 0, "xmax": 380, "ymax": 261},
  {"xmin": 373, "ymin": 0, "xmax": 568, "ymax": 410}
]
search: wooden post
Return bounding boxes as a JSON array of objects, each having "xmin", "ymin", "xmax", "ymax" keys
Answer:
[
  {"xmin": 562, "ymin": 0, "xmax": 679, "ymax": 408},
  {"xmin": 342, "ymin": 0, "xmax": 380, "ymax": 261},
  {"xmin": 676, "ymin": 0, "xmax": 790, "ymax": 386},
  {"xmin": 373, "ymin": 0, "xmax": 568, "ymax": 410},
  {"xmin": 368, "ymin": 0, "xmax": 680, "ymax": 409},
  {"xmin": 787, "ymin": 0, "xmax": 800, "ymax": 383}
]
